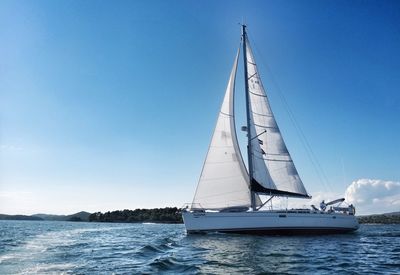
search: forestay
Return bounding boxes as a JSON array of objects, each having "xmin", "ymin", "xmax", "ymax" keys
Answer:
[
  {"xmin": 192, "ymin": 50, "xmax": 254, "ymax": 210},
  {"xmin": 245, "ymin": 38, "xmax": 309, "ymax": 197}
]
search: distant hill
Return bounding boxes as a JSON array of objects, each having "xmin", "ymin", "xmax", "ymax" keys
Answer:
[
  {"xmin": 383, "ymin": 211, "xmax": 400, "ymax": 216},
  {"xmin": 0, "ymin": 211, "xmax": 91, "ymax": 222},
  {"xmin": 33, "ymin": 213, "xmax": 66, "ymax": 221},
  {"xmin": 67, "ymin": 211, "xmax": 91, "ymax": 221},
  {"xmin": 89, "ymin": 208, "xmax": 182, "ymax": 223},
  {"xmin": 0, "ymin": 214, "xmax": 43, "ymax": 221},
  {"xmin": 357, "ymin": 212, "xmax": 400, "ymax": 224},
  {"xmin": 33, "ymin": 211, "xmax": 91, "ymax": 222}
]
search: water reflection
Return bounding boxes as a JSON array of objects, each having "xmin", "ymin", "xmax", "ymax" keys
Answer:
[
  {"xmin": 0, "ymin": 222, "xmax": 399, "ymax": 274},
  {"xmin": 181, "ymin": 226, "xmax": 399, "ymax": 274}
]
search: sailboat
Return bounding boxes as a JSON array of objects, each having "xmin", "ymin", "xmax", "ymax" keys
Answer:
[{"xmin": 182, "ymin": 25, "xmax": 359, "ymax": 234}]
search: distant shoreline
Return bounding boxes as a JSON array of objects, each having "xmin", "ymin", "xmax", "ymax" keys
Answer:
[
  {"xmin": 1, "ymin": 209, "xmax": 399, "ymax": 224},
  {"xmin": 0, "ymin": 208, "xmax": 183, "ymax": 224},
  {"xmin": 357, "ymin": 213, "xmax": 400, "ymax": 224},
  {"xmin": 0, "ymin": 211, "xmax": 91, "ymax": 222},
  {"xmin": 88, "ymin": 207, "xmax": 183, "ymax": 223}
]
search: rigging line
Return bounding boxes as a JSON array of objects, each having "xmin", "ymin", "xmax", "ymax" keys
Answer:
[
  {"xmin": 257, "ymin": 195, "xmax": 274, "ymax": 210},
  {"xmin": 247, "ymin": 31, "xmax": 333, "ymax": 193},
  {"xmin": 250, "ymin": 129, "xmax": 267, "ymax": 141},
  {"xmin": 248, "ymin": 72, "xmax": 257, "ymax": 79}
]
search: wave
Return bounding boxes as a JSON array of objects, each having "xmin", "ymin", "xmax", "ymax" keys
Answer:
[
  {"xmin": 18, "ymin": 263, "xmax": 77, "ymax": 275},
  {"xmin": 149, "ymin": 256, "xmax": 199, "ymax": 273},
  {"xmin": 138, "ymin": 244, "xmax": 168, "ymax": 254},
  {"xmin": 1, "ymin": 222, "xmax": 398, "ymax": 274}
]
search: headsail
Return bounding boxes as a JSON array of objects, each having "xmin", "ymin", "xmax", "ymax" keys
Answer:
[
  {"xmin": 192, "ymin": 49, "xmax": 260, "ymax": 209},
  {"xmin": 245, "ymin": 38, "xmax": 310, "ymax": 198}
]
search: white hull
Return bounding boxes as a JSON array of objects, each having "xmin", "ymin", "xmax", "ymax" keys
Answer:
[{"xmin": 182, "ymin": 210, "xmax": 359, "ymax": 235}]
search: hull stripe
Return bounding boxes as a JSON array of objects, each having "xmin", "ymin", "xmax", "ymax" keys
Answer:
[{"xmin": 187, "ymin": 227, "xmax": 358, "ymax": 235}]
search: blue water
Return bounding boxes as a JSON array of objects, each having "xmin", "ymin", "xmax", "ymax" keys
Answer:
[{"xmin": 0, "ymin": 221, "xmax": 399, "ymax": 274}]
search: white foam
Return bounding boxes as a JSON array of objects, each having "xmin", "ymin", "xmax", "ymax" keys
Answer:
[
  {"xmin": 18, "ymin": 262, "xmax": 77, "ymax": 274},
  {"xmin": 1, "ymin": 225, "xmax": 126, "ymax": 265}
]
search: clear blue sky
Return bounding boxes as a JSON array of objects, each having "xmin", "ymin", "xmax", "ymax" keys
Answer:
[{"xmin": 1, "ymin": 0, "xmax": 399, "ymax": 214}]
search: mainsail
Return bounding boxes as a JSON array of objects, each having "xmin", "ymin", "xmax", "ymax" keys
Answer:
[
  {"xmin": 192, "ymin": 49, "xmax": 260, "ymax": 209},
  {"xmin": 245, "ymin": 38, "xmax": 309, "ymax": 198}
]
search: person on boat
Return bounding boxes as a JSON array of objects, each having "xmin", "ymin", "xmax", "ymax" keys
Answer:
[
  {"xmin": 320, "ymin": 200, "xmax": 326, "ymax": 211},
  {"xmin": 349, "ymin": 204, "xmax": 355, "ymax": 215}
]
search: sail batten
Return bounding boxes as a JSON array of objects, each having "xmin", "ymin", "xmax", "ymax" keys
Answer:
[{"xmin": 245, "ymin": 38, "xmax": 309, "ymax": 198}]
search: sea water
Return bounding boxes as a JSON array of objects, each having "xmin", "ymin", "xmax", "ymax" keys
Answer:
[{"xmin": 0, "ymin": 220, "xmax": 399, "ymax": 274}]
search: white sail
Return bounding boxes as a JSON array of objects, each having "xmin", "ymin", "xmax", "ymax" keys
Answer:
[
  {"xmin": 192, "ymin": 49, "xmax": 255, "ymax": 209},
  {"xmin": 245, "ymin": 39, "xmax": 309, "ymax": 197}
]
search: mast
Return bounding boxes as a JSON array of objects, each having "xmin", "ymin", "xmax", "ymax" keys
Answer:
[{"xmin": 242, "ymin": 25, "xmax": 257, "ymax": 211}]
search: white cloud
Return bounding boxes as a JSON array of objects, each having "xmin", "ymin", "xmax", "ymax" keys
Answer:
[
  {"xmin": 263, "ymin": 179, "xmax": 400, "ymax": 215},
  {"xmin": 345, "ymin": 179, "xmax": 400, "ymax": 215}
]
